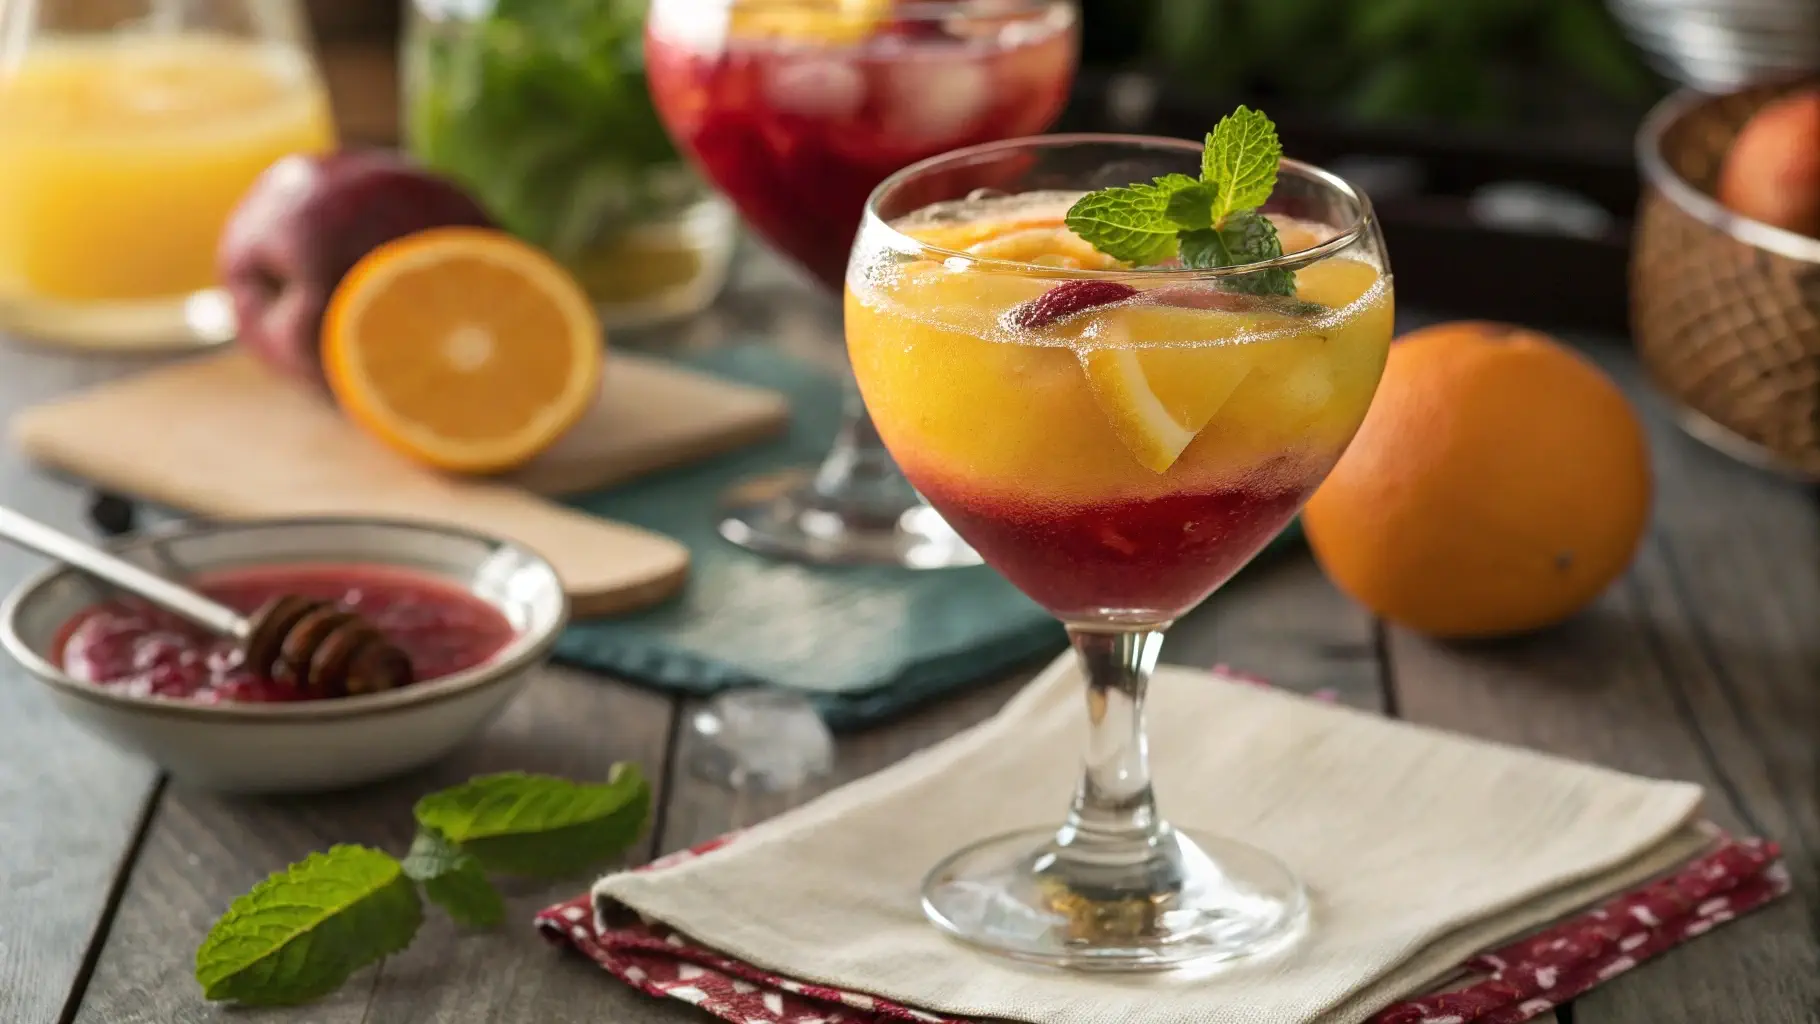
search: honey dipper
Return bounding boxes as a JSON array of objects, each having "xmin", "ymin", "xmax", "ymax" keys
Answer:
[{"xmin": 0, "ymin": 506, "xmax": 413, "ymax": 695}]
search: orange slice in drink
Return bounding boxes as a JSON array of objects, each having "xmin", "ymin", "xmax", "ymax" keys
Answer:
[
  {"xmin": 1078, "ymin": 305, "xmax": 1285, "ymax": 474},
  {"xmin": 322, "ymin": 227, "xmax": 603, "ymax": 475},
  {"xmin": 966, "ymin": 226, "xmax": 1123, "ymax": 270},
  {"xmin": 730, "ymin": 0, "xmax": 890, "ymax": 45}
]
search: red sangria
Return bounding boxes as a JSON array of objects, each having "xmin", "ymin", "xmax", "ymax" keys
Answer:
[
  {"xmin": 644, "ymin": 0, "xmax": 1078, "ymax": 569},
  {"xmin": 646, "ymin": 1, "xmax": 1076, "ymax": 289}
]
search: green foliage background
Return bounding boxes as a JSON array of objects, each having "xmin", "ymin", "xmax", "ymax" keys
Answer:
[{"xmin": 1084, "ymin": 0, "xmax": 1659, "ymax": 126}]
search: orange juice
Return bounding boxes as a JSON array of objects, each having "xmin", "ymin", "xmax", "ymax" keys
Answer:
[{"xmin": 0, "ymin": 35, "xmax": 335, "ymax": 304}]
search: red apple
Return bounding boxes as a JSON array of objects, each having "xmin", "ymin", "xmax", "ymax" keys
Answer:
[{"xmin": 218, "ymin": 150, "xmax": 493, "ymax": 388}]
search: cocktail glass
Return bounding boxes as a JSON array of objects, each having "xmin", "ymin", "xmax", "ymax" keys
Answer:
[
  {"xmin": 646, "ymin": 0, "xmax": 1078, "ymax": 568},
  {"xmin": 847, "ymin": 134, "xmax": 1394, "ymax": 968}
]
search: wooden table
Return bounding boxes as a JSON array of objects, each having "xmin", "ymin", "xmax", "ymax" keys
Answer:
[{"xmin": 2, "ymin": 251, "xmax": 1815, "ymax": 1024}]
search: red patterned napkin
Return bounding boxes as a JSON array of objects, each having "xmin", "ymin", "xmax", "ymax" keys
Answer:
[{"xmin": 539, "ymin": 829, "xmax": 1787, "ymax": 1024}]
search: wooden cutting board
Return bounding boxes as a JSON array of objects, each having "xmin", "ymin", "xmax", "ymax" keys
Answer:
[{"xmin": 12, "ymin": 350, "xmax": 791, "ymax": 617}]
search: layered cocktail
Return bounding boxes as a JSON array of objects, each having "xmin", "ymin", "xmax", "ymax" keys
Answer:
[
  {"xmin": 646, "ymin": 0, "xmax": 1077, "ymax": 567},
  {"xmin": 848, "ymin": 124, "xmax": 1393, "ymax": 966}
]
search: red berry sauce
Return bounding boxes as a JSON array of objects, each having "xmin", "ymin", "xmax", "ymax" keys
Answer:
[{"xmin": 54, "ymin": 564, "xmax": 518, "ymax": 704}]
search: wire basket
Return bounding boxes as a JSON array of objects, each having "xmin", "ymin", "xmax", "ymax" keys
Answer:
[{"xmin": 1632, "ymin": 76, "xmax": 1820, "ymax": 478}]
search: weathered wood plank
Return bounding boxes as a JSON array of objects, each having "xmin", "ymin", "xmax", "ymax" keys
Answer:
[
  {"xmin": 1386, "ymin": 344, "xmax": 1820, "ymax": 1024},
  {"xmin": 1163, "ymin": 552, "xmax": 1384, "ymax": 712},
  {"xmin": 0, "ymin": 346, "xmax": 171, "ymax": 1024},
  {"xmin": 1576, "ymin": 351, "xmax": 1819, "ymax": 1023},
  {"xmin": 70, "ymin": 669, "xmax": 673, "ymax": 1024}
]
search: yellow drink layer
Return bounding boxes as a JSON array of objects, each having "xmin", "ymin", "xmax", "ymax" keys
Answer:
[
  {"xmin": 0, "ymin": 35, "xmax": 336, "ymax": 301},
  {"xmin": 846, "ymin": 192, "xmax": 1394, "ymax": 507}
]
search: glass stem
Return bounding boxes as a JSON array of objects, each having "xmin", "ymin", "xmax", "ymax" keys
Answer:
[
  {"xmin": 811, "ymin": 375, "xmax": 918, "ymax": 519},
  {"xmin": 1054, "ymin": 625, "xmax": 1173, "ymax": 869}
]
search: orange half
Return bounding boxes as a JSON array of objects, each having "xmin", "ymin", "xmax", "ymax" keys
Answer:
[{"xmin": 322, "ymin": 227, "xmax": 603, "ymax": 475}]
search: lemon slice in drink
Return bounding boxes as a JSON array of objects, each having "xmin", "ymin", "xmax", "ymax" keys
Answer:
[{"xmin": 1079, "ymin": 304, "xmax": 1299, "ymax": 474}]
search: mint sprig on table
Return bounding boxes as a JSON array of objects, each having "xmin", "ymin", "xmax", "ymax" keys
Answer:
[
  {"xmin": 1064, "ymin": 106, "xmax": 1297, "ymax": 296},
  {"xmin": 194, "ymin": 767, "xmax": 651, "ymax": 1007}
]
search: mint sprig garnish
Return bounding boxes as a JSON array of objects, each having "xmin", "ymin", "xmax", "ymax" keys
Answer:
[
  {"xmin": 196, "ymin": 768, "xmax": 651, "ymax": 1007},
  {"xmin": 1065, "ymin": 106, "xmax": 1297, "ymax": 296}
]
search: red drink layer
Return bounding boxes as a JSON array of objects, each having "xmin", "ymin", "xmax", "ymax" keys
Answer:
[
  {"xmin": 645, "ymin": 17, "xmax": 1075, "ymax": 288},
  {"xmin": 917, "ymin": 479, "xmax": 1308, "ymax": 622},
  {"xmin": 55, "ymin": 564, "xmax": 516, "ymax": 703}
]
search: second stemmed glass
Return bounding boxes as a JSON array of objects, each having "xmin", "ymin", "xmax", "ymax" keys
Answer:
[
  {"xmin": 645, "ymin": 0, "xmax": 1079, "ymax": 568},
  {"xmin": 847, "ymin": 134, "xmax": 1395, "ymax": 968}
]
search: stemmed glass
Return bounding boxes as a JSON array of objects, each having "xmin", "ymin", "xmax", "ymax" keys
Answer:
[
  {"xmin": 847, "ymin": 135, "xmax": 1394, "ymax": 967},
  {"xmin": 645, "ymin": 0, "xmax": 1078, "ymax": 568},
  {"xmin": 0, "ymin": 0, "xmax": 334, "ymax": 351}
]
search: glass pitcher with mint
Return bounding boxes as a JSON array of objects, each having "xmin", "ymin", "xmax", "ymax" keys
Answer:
[{"xmin": 404, "ymin": 0, "xmax": 734, "ymax": 329}]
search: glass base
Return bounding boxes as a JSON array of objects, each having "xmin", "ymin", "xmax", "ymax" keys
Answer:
[
  {"xmin": 0, "ymin": 287, "xmax": 236, "ymax": 353},
  {"xmin": 718, "ymin": 467, "xmax": 982, "ymax": 569},
  {"xmin": 922, "ymin": 825, "xmax": 1309, "ymax": 971}
]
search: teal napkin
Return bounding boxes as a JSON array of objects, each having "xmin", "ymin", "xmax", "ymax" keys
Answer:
[{"xmin": 552, "ymin": 346, "xmax": 1305, "ymax": 730}]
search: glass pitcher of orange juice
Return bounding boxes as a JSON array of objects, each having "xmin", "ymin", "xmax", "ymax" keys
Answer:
[{"xmin": 0, "ymin": 0, "xmax": 335, "ymax": 351}]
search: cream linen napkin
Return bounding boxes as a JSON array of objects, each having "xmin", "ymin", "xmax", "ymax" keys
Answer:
[{"xmin": 595, "ymin": 652, "xmax": 1705, "ymax": 1024}]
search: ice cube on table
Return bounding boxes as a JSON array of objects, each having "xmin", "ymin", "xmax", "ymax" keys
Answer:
[{"xmin": 688, "ymin": 689, "xmax": 835, "ymax": 793}]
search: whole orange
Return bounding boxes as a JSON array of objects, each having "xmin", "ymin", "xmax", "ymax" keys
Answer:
[{"xmin": 1303, "ymin": 321, "xmax": 1653, "ymax": 638}]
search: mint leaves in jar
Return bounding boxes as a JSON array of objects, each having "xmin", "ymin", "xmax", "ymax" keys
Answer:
[
  {"xmin": 194, "ymin": 767, "xmax": 650, "ymax": 1006},
  {"xmin": 405, "ymin": 0, "xmax": 690, "ymax": 258}
]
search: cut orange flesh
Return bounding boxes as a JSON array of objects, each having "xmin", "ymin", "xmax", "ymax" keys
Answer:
[{"xmin": 322, "ymin": 227, "xmax": 604, "ymax": 475}]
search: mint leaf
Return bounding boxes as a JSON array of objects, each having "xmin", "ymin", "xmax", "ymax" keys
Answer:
[
  {"xmin": 195, "ymin": 845, "xmax": 422, "ymax": 1006},
  {"xmin": 1180, "ymin": 211, "xmax": 1297, "ymax": 296},
  {"xmin": 1203, "ymin": 106, "xmax": 1282, "ymax": 222},
  {"xmin": 1163, "ymin": 182, "xmax": 1216, "ymax": 230},
  {"xmin": 414, "ymin": 766, "xmax": 651, "ymax": 878},
  {"xmin": 1177, "ymin": 227, "xmax": 1230, "ymax": 270},
  {"xmin": 1063, "ymin": 186, "xmax": 1181, "ymax": 265},
  {"xmin": 402, "ymin": 829, "xmax": 506, "ymax": 929}
]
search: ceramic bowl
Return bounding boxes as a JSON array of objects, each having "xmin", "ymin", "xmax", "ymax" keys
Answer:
[{"xmin": 1, "ymin": 516, "xmax": 568, "ymax": 794}]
